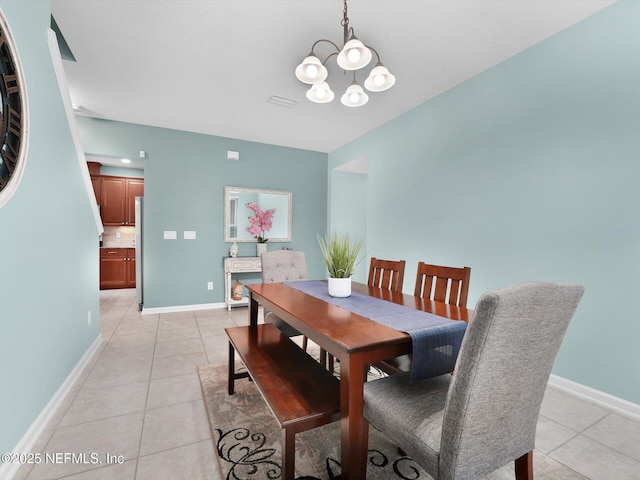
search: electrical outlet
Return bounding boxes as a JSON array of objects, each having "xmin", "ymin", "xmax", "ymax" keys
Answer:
[
  {"xmin": 207, "ymin": 281, "xmax": 214, "ymax": 290},
  {"xmin": 87, "ymin": 310, "xmax": 92, "ymax": 325}
]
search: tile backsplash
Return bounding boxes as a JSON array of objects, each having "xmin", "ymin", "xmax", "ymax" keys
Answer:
[{"xmin": 102, "ymin": 226, "xmax": 136, "ymax": 248}]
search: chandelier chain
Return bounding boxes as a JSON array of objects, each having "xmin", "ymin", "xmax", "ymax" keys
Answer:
[
  {"xmin": 341, "ymin": 0, "xmax": 349, "ymax": 28},
  {"xmin": 341, "ymin": 0, "xmax": 352, "ymax": 45}
]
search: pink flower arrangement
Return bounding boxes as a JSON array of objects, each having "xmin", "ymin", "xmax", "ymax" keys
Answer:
[{"xmin": 246, "ymin": 202, "xmax": 276, "ymax": 243}]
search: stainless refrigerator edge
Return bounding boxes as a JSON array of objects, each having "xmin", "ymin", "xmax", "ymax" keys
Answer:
[{"xmin": 135, "ymin": 196, "xmax": 144, "ymax": 309}]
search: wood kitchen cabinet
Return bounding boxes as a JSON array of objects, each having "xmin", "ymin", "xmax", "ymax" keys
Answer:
[
  {"xmin": 87, "ymin": 162, "xmax": 101, "ymax": 205},
  {"xmin": 100, "ymin": 176, "xmax": 144, "ymax": 226},
  {"xmin": 100, "ymin": 248, "xmax": 136, "ymax": 289},
  {"xmin": 100, "ymin": 177, "xmax": 126, "ymax": 225},
  {"xmin": 126, "ymin": 178, "xmax": 144, "ymax": 225},
  {"xmin": 125, "ymin": 249, "xmax": 137, "ymax": 288},
  {"xmin": 87, "ymin": 162, "xmax": 101, "ymax": 176},
  {"xmin": 90, "ymin": 176, "xmax": 101, "ymax": 204}
]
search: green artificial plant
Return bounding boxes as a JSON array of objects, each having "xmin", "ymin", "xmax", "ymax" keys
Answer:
[{"xmin": 317, "ymin": 232, "xmax": 363, "ymax": 279}]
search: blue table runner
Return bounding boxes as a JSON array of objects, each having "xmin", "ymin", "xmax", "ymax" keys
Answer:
[{"xmin": 285, "ymin": 280, "xmax": 467, "ymax": 381}]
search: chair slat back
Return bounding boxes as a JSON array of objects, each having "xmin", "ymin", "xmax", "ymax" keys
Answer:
[
  {"xmin": 414, "ymin": 262, "xmax": 471, "ymax": 308},
  {"xmin": 368, "ymin": 257, "xmax": 406, "ymax": 293}
]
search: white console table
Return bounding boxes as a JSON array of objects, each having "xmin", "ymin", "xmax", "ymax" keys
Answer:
[{"xmin": 224, "ymin": 257, "xmax": 262, "ymax": 311}]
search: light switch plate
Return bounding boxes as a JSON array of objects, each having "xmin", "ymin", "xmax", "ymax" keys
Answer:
[
  {"xmin": 163, "ymin": 230, "xmax": 177, "ymax": 240},
  {"xmin": 184, "ymin": 230, "xmax": 196, "ymax": 240}
]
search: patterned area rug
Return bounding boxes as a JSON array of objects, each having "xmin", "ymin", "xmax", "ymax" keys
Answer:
[
  {"xmin": 197, "ymin": 362, "xmax": 582, "ymax": 480},
  {"xmin": 197, "ymin": 362, "xmax": 430, "ymax": 480}
]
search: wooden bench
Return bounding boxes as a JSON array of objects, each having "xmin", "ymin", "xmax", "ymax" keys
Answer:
[{"xmin": 226, "ymin": 324, "xmax": 341, "ymax": 480}]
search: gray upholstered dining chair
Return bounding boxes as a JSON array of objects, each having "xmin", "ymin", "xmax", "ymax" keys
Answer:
[
  {"xmin": 363, "ymin": 281, "xmax": 584, "ymax": 480},
  {"xmin": 261, "ymin": 250, "xmax": 330, "ymax": 366},
  {"xmin": 260, "ymin": 250, "xmax": 308, "ymax": 338}
]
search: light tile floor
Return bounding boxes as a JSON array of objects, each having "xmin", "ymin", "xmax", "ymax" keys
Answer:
[{"xmin": 13, "ymin": 288, "xmax": 640, "ymax": 480}]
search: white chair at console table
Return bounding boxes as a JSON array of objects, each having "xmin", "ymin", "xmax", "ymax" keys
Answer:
[{"xmin": 224, "ymin": 257, "xmax": 262, "ymax": 311}]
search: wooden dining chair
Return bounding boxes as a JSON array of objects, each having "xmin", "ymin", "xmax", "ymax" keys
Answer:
[
  {"xmin": 368, "ymin": 257, "xmax": 406, "ymax": 292},
  {"xmin": 363, "ymin": 282, "xmax": 584, "ymax": 480},
  {"xmin": 414, "ymin": 262, "xmax": 471, "ymax": 308},
  {"xmin": 327, "ymin": 256, "xmax": 408, "ymax": 373},
  {"xmin": 376, "ymin": 262, "xmax": 471, "ymax": 375}
]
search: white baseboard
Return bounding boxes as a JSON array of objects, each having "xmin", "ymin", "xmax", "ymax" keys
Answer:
[
  {"xmin": 0, "ymin": 335, "xmax": 103, "ymax": 480},
  {"xmin": 548, "ymin": 374, "xmax": 640, "ymax": 420},
  {"xmin": 142, "ymin": 301, "xmax": 227, "ymax": 315}
]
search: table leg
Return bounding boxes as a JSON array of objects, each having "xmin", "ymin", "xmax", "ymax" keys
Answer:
[
  {"xmin": 340, "ymin": 351, "xmax": 369, "ymax": 480},
  {"xmin": 228, "ymin": 342, "xmax": 235, "ymax": 395},
  {"xmin": 249, "ymin": 291, "xmax": 259, "ymax": 326}
]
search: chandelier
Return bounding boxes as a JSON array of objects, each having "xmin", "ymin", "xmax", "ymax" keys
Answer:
[{"xmin": 294, "ymin": 0, "xmax": 395, "ymax": 107}]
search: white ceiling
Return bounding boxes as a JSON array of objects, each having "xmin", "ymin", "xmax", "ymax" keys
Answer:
[{"xmin": 51, "ymin": 0, "xmax": 616, "ymax": 154}]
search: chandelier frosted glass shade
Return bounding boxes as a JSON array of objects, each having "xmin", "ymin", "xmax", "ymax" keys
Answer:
[
  {"xmin": 295, "ymin": 55, "xmax": 328, "ymax": 84},
  {"xmin": 337, "ymin": 38, "xmax": 372, "ymax": 70},
  {"xmin": 306, "ymin": 82, "xmax": 335, "ymax": 103},
  {"xmin": 364, "ymin": 64, "xmax": 396, "ymax": 92},
  {"xmin": 341, "ymin": 82, "xmax": 369, "ymax": 107}
]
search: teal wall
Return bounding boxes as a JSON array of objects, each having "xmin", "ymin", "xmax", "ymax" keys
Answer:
[
  {"xmin": 329, "ymin": 1, "xmax": 639, "ymax": 404},
  {"xmin": 329, "ymin": 170, "xmax": 368, "ymax": 282},
  {"xmin": 0, "ymin": 0, "xmax": 100, "ymax": 455},
  {"xmin": 76, "ymin": 117, "xmax": 328, "ymax": 308}
]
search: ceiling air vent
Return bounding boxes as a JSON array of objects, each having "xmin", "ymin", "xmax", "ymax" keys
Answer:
[{"xmin": 268, "ymin": 96, "xmax": 297, "ymax": 108}]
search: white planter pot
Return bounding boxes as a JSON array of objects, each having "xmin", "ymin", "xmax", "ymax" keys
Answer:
[
  {"xmin": 328, "ymin": 277, "xmax": 352, "ymax": 298},
  {"xmin": 256, "ymin": 243, "xmax": 267, "ymax": 257}
]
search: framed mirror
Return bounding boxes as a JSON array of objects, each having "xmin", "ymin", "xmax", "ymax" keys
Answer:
[{"xmin": 224, "ymin": 186, "xmax": 292, "ymax": 242}]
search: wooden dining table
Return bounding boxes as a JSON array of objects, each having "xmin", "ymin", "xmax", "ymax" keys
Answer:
[{"xmin": 246, "ymin": 281, "xmax": 472, "ymax": 480}]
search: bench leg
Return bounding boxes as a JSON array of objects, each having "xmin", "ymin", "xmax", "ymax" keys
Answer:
[
  {"xmin": 228, "ymin": 342, "xmax": 235, "ymax": 395},
  {"xmin": 281, "ymin": 427, "xmax": 295, "ymax": 480}
]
